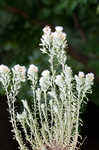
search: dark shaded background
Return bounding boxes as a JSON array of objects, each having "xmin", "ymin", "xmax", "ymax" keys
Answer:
[{"xmin": 0, "ymin": 0, "xmax": 99, "ymax": 149}]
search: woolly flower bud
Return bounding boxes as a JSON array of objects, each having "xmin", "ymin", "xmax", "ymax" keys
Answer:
[
  {"xmin": 28, "ymin": 64, "xmax": 38, "ymax": 84},
  {"xmin": 75, "ymin": 72, "xmax": 85, "ymax": 86},
  {"xmin": 41, "ymin": 70, "xmax": 50, "ymax": 77},
  {"xmin": 55, "ymin": 26, "xmax": 63, "ymax": 32},
  {"xmin": 0, "ymin": 65, "xmax": 10, "ymax": 87},
  {"xmin": 65, "ymin": 65, "xmax": 72, "ymax": 75},
  {"xmin": 43, "ymin": 26, "xmax": 51, "ymax": 34},
  {"xmin": 13, "ymin": 65, "xmax": 26, "ymax": 74},
  {"xmin": 85, "ymin": 73, "xmax": 94, "ymax": 90},
  {"xmin": 41, "ymin": 34, "xmax": 51, "ymax": 45},
  {"xmin": 52, "ymin": 31, "xmax": 66, "ymax": 42},
  {"xmin": 75, "ymin": 72, "xmax": 85, "ymax": 94},
  {"xmin": 28, "ymin": 64, "xmax": 38, "ymax": 74},
  {"xmin": 55, "ymin": 75, "xmax": 64, "ymax": 87},
  {"xmin": 40, "ymin": 26, "xmax": 52, "ymax": 51},
  {"xmin": 39, "ymin": 70, "xmax": 51, "ymax": 91},
  {"xmin": 0, "ymin": 65, "xmax": 10, "ymax": 73},
  {"xmin": 85, "ymin": 73, "xmax": 94, "ymax": 82},
  {"xmin": 39, "ymin": 76, "xmax": 51, "ymax": 91},
  {"xmin": 78, "ymin": 72, "xmax": 84, "ymax": 78},
  {"xmin": 51, "ymin": 30, "xmax": 67, "ymax": 51},
  {"xmin": 12, "ymin": 65, "xmax": 26, "ymax": 82}
]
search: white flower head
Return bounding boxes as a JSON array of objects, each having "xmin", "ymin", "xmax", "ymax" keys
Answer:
[
  {"xmin": 78, "ymin": 72, "xmax": 84, "ymax": 78},
  {"xmin": 75, "ymin": 72, "xmax": 85, "ymax": 93},
  {"xmin": 0, "ymin": 65, "xmax": 10, "ymax": 73},
  {"xmin": 52, "ymin": 31, "xmax": 66, "ymax": 40},
  {"xmin": 53, "ymin": 26, "xmax": 66, "ymax": 41},
  {"xmin": 43, "ymin": 26, "xmax": 51, "ymax": 34},
  {"xmin": 55, "ymin": 26, "xmax": 63, "ymax": 32},
  {"xmin": 41, "ymin": 70, "xmax": 50, "ymax": 77},
  {"xmin": 28, "ymin": 64, "xmax": 38, "ymax": 82},
  {"xmin": 75, "ymin": 72, "xmax": 85, "ymax": 85},
  {"xmin": 55, "ymin": 74, "xmax": 64, "ymax": 87},
  {"xmin": 86, "ymin": 73, "xmax": 94, "ymax": 82},
  {"xmin": 40, "ymin": 70, "xmax": 51, "ymax": 91},
  {"xmin": 85, "ymin": 73, "xmax": 94, "ymax": 89},
  {"xmin": 12, "ymin": 64, "xmax": 26, "ymax": 82},
  {"xmin": 65, "ymin": 65, "xmax": 72, "ymax": 73},
  {"xmin": 13, "ymin": 64, "xmax": 26, "ymax": 73},
  {"xmin": 51, "ymin": 28, "xmax": 67, "ymax": 51},
  {"xmin": 64, "ymin": 65, "xmax": 72, "ymax": 76},
  {"xmin": 40, "ymin": 26, "xmax": 52, "ymax": 53},
  {"xmin": 0, "ymin": 65, "xmax": 10, "ymax": 87},
  {"xmin": 39, "ymin": 76, "xmax": 51, "ymax": 91},
  {"xmin": 28, "ymin": 64, "xmax": 38, "ymax": 74}
]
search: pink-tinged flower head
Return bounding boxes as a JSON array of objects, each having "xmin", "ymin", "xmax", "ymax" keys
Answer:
[
  {"xmin": 12, "ymin": 64, "xmax": 26, "ymax": 82},
  {"xmin": 43, "ymin": 26, "xmax": 51, "ymax": 34},
  {"xmin": 0, "ymin": 65, "xmax": 10, "ymax": 73},
  {"xmin": 28, "ymin": 64, "xmax": 38, "ymax": 75}
]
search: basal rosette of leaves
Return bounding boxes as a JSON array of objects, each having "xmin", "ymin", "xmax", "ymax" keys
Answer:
[{"xmin": 0, "ymin": 26, "xmax": 94, "ymax": 150}]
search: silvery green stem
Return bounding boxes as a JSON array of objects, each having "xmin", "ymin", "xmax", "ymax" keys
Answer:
[
  {"xmin": 20, "ymin": 119, "xmax": 35, "ymax": 149},
  {"xmin": 50, "ymin": 100, "xmax": 54, "ymax": 140},
  {"xmin": 26, "ymin": 102, "xmax": 41, "ymax": 148},
  {"xmin": 32, "ymin": 85, "xmax": 37, "ymax": 119}
]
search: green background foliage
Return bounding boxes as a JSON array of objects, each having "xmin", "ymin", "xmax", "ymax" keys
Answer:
[{"xmin": 0, "ymin": 0, "xmax": 99, "ymax": 105}]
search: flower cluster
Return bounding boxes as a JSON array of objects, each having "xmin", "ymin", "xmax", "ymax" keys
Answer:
[
  {"xmin": 0, "ymin": 26, "xmax": 94, "ymax": 150},
  {"xmin": 75, "ymin": 72, "xmax": 94, "ymax": 97},
  {"xmin": 40, "ymin": 26, "xmax": 67, "ymax": 64}
]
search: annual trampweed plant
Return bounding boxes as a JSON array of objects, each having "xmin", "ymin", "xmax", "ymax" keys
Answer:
[{"xmin": 0, "ymin": 26, "xmax": 94, "ymax": 150}]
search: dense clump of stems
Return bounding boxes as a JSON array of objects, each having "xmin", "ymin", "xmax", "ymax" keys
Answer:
[{"xmin": 0, "ymin": 26, "xmax": 94, "ymax": 150}]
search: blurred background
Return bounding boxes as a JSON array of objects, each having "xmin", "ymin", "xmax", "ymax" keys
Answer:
[{"xmin": 0, "ymin": 0, "xmax": 99, "ymax": 149}]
